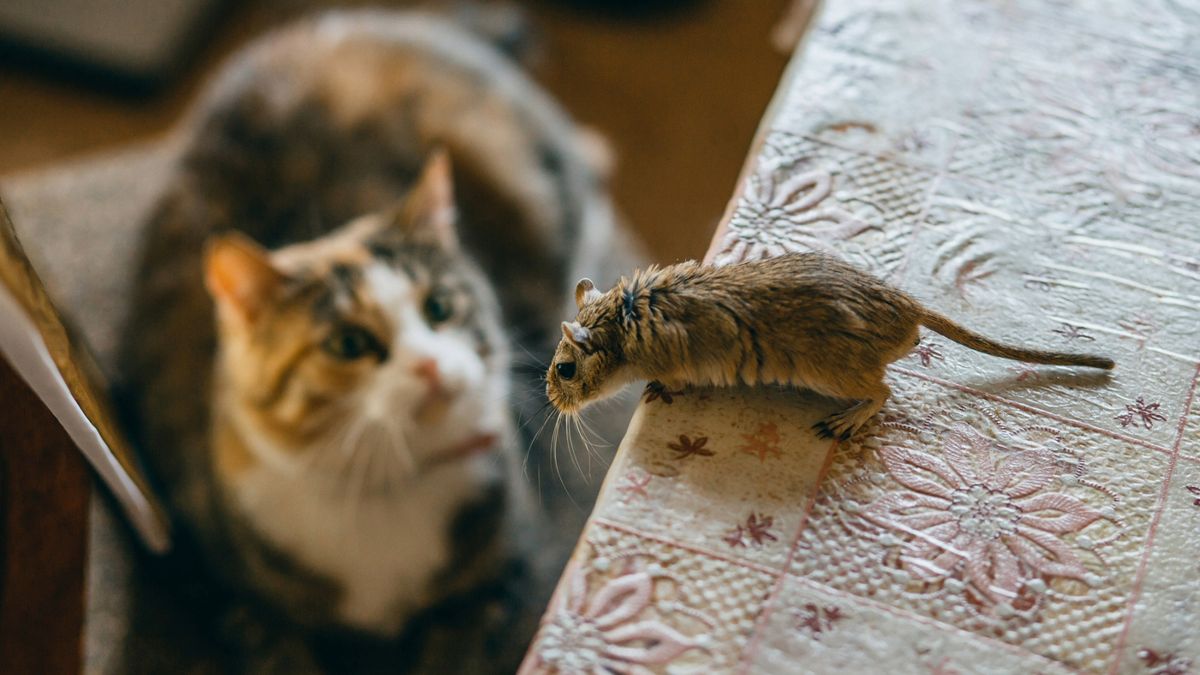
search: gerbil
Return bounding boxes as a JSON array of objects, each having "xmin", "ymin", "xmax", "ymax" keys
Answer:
[{"xmin": 546, "ymin": 252, "xmax": 1114, "ymax": 440}]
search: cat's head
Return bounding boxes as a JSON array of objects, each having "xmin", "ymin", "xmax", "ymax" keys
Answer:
[{"xmin": 204, "ymin": 151, "xmax": 510, "ymax": 490}]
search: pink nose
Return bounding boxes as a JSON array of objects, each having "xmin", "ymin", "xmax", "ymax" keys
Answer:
[
  {"xmin": 413, "ymin": 358, "xmax": 452, "ymax": 422},
  {"xmin": 413, "ymin": 358, "xmax": 442, "ymax": 393}
]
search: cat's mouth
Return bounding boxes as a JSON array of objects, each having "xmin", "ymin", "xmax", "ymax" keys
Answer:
[{"xmin": 424, "ymin": 433, "xmax": 498, "ymax": 469}]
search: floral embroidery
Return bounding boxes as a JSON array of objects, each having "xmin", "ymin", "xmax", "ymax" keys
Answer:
[
  {"xmin": 926, "ymin": 657, "xmax": 962, "ymax": 675},
  {"xmin": 1116, "ymin": 397, "xmax": 1167, "ymax": 429},
  {"xmin": 617, "ymin": 471, "xmax": 651, "ymax": 502},
  {"xmin": 860, "ymin": 421, "xmax": 1110, "ymax": 609},
  {"xmin": 1186, "ymin": 485, "xmax": 1200, "ymax": 507},
  {"xmin": 536, "ymin": 560, "xmax": 709, "ymax": 673},
  {"xmin": 643, "ymin": 381, "xmax": 684, "ymax": 404},
  {"xmin": 1052, "ymin": 323, "xmax": 1095, "ymax": 341},
  {"xmin": 645, "ymin": 461, "xmax": 681, "ymax": 479},
  {"xmin": 1023, "ymin": 274, "xmax": 1059, "ymax": 292},
  {"xmin": 739, "ymin": 423, "xmax": 783, "ymax": 462},
  {"xmin": 952, "ymin": 256, "xmax": 997, "ymax": 298},
  {"xmin": 913, "ymin": 342, "xmax": 945, "ymax": 368},
  {"xmin": 1007, "ymin": 364, "xmax": 1042, "ymax": 383},
  {"xmin": 1137, "ymin": 648, "xmax": 1192, "ymax": 675},
  {"xmin": 793, "ymin": 603, "xmax": 845, "ymax": 639},
  {"xmin": 668, "ymin": 435, "xmax": 714, "ymax": 460},
  {"xmin": 723, "ymin": 513, "xmax": 779, "ymax": 548},
  {"xmin": 1119, "ymin": 314, "xmax": 1157, "ymax": 348},
  {"xmin": 714, "ymin": 158, "xmax": 876, "ymax": 265}
]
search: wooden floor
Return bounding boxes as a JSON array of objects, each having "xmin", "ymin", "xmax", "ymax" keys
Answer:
[{"xmin": 0, "ymin": 0, "xmax": 792, "ymax": 262}]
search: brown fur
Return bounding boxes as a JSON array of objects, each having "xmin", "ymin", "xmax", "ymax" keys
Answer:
[{"xmin": 548, "ymin": 252, "xmax": 1114, "ymax": 439}]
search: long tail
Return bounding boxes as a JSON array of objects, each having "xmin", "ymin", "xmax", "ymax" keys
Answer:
[{"xmin": 919, "ymin": 310, "xmax": 1115, "ymax": 370}]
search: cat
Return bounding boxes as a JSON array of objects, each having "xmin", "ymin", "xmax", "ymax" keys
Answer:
[{"xmin": 117, "ymin": 9, "xmax": 639, "ymax": 673}]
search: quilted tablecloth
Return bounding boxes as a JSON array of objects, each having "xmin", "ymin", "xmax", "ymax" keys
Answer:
[{"xmin": 519, "ymin": 1, "xmax": 1200, "ymax": 673}]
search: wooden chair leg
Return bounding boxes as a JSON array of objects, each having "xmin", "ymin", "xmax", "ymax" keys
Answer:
[{"xmin": 0, "ymin": 354, "xmax": 89, "ymax": 675}]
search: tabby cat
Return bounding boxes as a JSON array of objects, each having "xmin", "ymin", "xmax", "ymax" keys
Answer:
[{"xmin": 118, "ymin": 10, "xmax": 637, "ymax": 673}]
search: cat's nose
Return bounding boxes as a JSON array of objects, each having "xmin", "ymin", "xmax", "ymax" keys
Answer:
[
  {"xmin": 413, "ymin": 358, "xmax": 453, "ymax": 422},
  {"xmin": 413, "ymin": 358, "xmax": 442, "ymax": 393}
]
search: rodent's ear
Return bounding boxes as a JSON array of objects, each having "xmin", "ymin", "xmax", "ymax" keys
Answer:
[
  {"xmin": 391, "ymin": 148, "xmax": 458, "ymax": 250},
  {"xmin": 204, "ymin": 232, "xmax": 287, "ymax": 323},
  {"xmin": 561, "ymin": 321, "xmax": 592, "ymax": 347},
  {"xmin": 575, "ymin": 278, "xmax": 603, "ymax": 309}
]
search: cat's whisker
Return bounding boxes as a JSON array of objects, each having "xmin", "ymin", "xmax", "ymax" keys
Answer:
[
  {"xmin": 389, "ymin": 419, "xmax": 418, "ymax": 477},
  {"xmin": 375, "ymin": 423, "xmax": 404, "ymax": 489},
  {"xmin": 341, "ymin": 420, "xmax": 374, "ymax": 481}
]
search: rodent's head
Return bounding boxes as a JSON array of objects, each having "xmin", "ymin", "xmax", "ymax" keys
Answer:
[{"xmin": 546, "ymin": 279, "xmax": 627, "ymax": 413}]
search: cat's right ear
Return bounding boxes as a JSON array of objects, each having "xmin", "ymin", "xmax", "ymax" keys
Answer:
[
  {"xmin": 204, "ymin": 233, "xmax": 286, "ymax": 323},
  {"xmin": 393, "ymin": 148, "xmax": 458, "ymax": 250}
]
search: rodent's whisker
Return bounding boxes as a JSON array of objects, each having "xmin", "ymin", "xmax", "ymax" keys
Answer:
[{"xmin": 549, "ymin": 412, "xmax": 582, "ymax": 511}]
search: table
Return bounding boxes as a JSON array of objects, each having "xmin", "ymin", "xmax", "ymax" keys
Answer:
[{"xmin": 519, "ymin": 1, "xmax": 1200, "ymax": 672}]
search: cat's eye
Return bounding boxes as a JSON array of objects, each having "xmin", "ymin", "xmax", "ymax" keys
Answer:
[
  {"xmin": 556, "ymin": 361, "xmax": 577, "ymax": 380},
  {"xmin": 322, "ymin": 325, "xmax": 385, "ymax": 361},
  {"xmin": 423, "ymin": 290, "xmax": 454, "ymax": 325}
]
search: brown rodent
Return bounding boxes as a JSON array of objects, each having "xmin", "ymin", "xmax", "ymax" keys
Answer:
[{"xmin": 546, "ymin": 252, "xmax": 1114, "ymax": 440}]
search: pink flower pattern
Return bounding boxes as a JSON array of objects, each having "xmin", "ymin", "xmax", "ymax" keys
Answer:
[
  {"xmin": 913, "ymin": 342, "xmax": 945, "ymax": 368},
  {"xmin": 1138, "ymin": 648, "xmax": 1192, "ymax": 675},
  {"xmin": 861, "ymin": 422, "xmax": 1108, "ymax": 608},
  {"xmin": 536, "ymin": 562, "xmax": 706, "ymax": 674},
  {"xmin": 793, "ymin": 603, "xmax": 845, "ymax": 639},
  {"xmin": 724, "ymin": 513, "xmax": 779, "ymax": 548},
  {"xmin": 1052, "ymin": 323, "xmax": 1095, "ymax": 342},
  {"xmin": 617, "ymin": 471, "xmax": 651, "ymax": 502},
  {"xmin": 739, "ymin": 423, "xmax": 783, "ymax": 462},
  {"xmin": 1116, "ymin": 397, "xmax": 1167, "ymax": 429}
]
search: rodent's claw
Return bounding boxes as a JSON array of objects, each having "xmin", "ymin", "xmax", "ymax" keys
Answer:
[
  {"xmin": 811, "ymin": 421, "xmax": 835, "ymax": 440},
  {"xmin": 815, "ymin": 409, "xmax": 866, "ymax": 442}
]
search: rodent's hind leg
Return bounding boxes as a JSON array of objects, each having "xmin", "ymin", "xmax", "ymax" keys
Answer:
[{"xmin": 812, "ymin": 381, "xmax": 891, "ymax": 442}]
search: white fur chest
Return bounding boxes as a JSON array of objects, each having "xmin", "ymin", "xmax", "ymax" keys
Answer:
[{"xmin": 227, "ymin": 457, "xmax": 488, "ymax": 635}]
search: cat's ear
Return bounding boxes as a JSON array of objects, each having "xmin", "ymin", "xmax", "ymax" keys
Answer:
[
  {"xmin": 561, "ymin": 321, "xmax": 591, "ymax": 348},
  {"xmin": 575, "ymin": 278, "xmax": 603, "ymax": 309},
  {"xmin": 395, "ymin": 148, "xmax": 458, "ymax": 250},
  {"xmin": 204, "ymin": 233, "xmax": 287, "ymax": 323}
]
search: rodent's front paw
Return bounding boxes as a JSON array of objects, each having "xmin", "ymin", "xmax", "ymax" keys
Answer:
[{"xmin": 813, "ymin": 409, "xmax": 865, "ymax": 441}]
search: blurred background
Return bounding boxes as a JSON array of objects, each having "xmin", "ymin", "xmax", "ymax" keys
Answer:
[{"xmin": 0, "ymin": 0, "xmax": 798, "ymax": 261}]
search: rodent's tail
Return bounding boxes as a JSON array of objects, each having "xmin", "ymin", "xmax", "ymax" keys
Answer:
[{"xmin": 919, "ymin": 309, "xmax": 1115, "ymax": 370}]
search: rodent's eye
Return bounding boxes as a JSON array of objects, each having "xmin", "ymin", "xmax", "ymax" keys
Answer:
[
  {"xmin": 556, "ymin": 361, "xmax": 577, "ymax": 380},
  {"xmin": 322, "ymin": 325, "xmax": 386, "ymax": 361},
  {"xmin": 423, "ymin": 289, "xmax": 454, "ymax": 325}
]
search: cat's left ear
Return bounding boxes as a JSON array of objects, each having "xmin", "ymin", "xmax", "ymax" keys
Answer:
[
  {"xmin": 395, "ymin": 148, "xmax": 458, "ymax": 250},
  {"xmin": 204, "ymin": 232, "xmax": 287, "ymax": 324}
]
